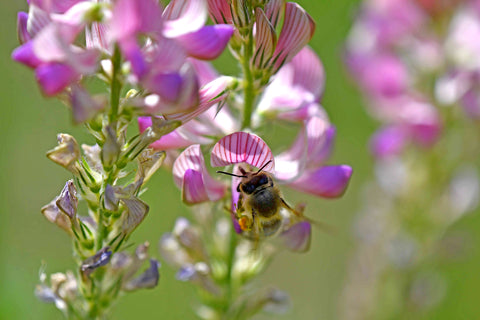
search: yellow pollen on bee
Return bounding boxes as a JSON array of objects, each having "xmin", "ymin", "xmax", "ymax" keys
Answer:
[{"xmin": 238, "ymin": 216, "xmax": 252, "ymax": 231}]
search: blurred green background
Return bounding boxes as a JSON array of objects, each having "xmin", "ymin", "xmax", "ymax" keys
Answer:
[{"xmin": 2, "ymin": 0, "xmax": 480, "ymax": 319}]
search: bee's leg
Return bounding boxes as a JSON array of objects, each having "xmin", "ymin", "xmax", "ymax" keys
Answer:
[
  {"xmin": 280, "ymin": 198, "xmax": 304, "ymax": 217},
  {"xmin": 251, "ymin": 209, "xmax": 261, "ymax": 252},
  {"xmin": 238, "ymin": 215, "xmax": 253, "ymax": 231}
]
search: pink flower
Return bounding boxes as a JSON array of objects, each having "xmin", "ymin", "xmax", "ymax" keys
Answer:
[
  {"xmin": 257, "ymin": 46, "xmax": 325, "ymax": 121},
  {"xmin": 172, "ymin": 145, "xmax": 226, "ymax": 204},
  {"xmin": 210, "ymin": 131, "xmax": 352, "ymax": 202},
  {"xmin": 208, "ymin": 1, "xmax": 315, "ymax": 74},
  {"xmin": 172, "ymin": 132, "xmax": 325, "ymax": 251},
  {"xmin": 138, "ymin": 61, "xmax": 237, "ymax": 150},
  {"xmin": 109, "ymin": 0, "xmax": 233, "ymax": 113},
  {"xmin": 12, "ymin": 1, "xmax": 101, "ymax": 95}
]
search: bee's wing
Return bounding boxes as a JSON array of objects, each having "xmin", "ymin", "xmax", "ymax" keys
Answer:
[{"xmin": 280, "ymin": 198, "xmax": 337, "ymax": 235}]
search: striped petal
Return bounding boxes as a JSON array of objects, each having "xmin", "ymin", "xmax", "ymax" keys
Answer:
[
  {"xmin": 27, "ymin": 4, "xmax": 51, "ymax": 38},
  {"xmin": 207, "ymin": 0, "xmax": 233, "ymax": 24},
  {"xmin": 167, "ymin": 75, "xmax": 231, "ymax": 123},
  {"xmin": 264, "ymin": 0, "xmax": 284, "ymax": 29},
  {"xmin": 163, "ymin": 0, "xmax": 207, "ymax": 38},
  {"xmin": 173, "ymin": 145, "xmax": 226, "ymax": 204},
  {"xmin": 252, "ymin": 8, "xmax": 277, "ymax": 69},
  {"xmin": 278, "ymin": 221, "xmax": 311, "ymax": 252},
  {"xmin": 17, "ymin": 12, "xmax": 30, "ymax": 44},
  {"xmin": 271, "ymin": 2, "xmax": 315, "ymax": 72},
  {"xmin": 176, "ymin": 25, "xmax": 234, "ymax": 60},
  {"xmin": 86, "ymin": 22, "xmax": 111, "ymax": 52},
  {"xmin": 288, "ymin": 165, "xmax": 352, "ymax": 198},
  {"xmin": 211, "ymin": 132, "xmax": 275, "ymax": 172}
]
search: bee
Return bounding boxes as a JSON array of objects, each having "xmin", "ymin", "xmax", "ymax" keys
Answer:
[{"xmin": 217, "ymin": 161, "xmax": 304, "ymax": 240}]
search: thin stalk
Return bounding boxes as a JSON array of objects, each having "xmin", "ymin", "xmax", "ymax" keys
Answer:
[
  {"xmin": 87, "ymin": 46, "xmax": 124, "ymax": 319},
  {"xmin": 109, "ymin": 46, "xmax": 122, "ymax": 124},
  {"xmin": 241, "ymin": 32, "xmax": 255, "ymax": 130},
  {"xmin": 223, "ymin": 226, "xmax": 238, "ymax": 318}
]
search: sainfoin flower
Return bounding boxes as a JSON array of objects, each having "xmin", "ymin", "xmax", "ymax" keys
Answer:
[
  {"xmin": 172, "ymin": 131, "xmax": 352, "ymax": 251},
  {"xmin": 12, "ymin": 0, "xmax": 233, "ymax": 114},
  {"xmin": 345, "ymin": 0, "xmax": 480, "ymax": 158}
]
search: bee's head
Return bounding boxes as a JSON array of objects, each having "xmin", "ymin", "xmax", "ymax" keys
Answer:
[
  {"xmin": 216, "ymin": 160, "xmax": 273, "ymax": 194},
  {"xmin": 238, "ymin": 172, "xmax": 270, "ymax": 194}
]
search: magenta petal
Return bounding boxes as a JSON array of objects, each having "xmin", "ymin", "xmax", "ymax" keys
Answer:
[
  {"xmin": 182, "ymin": 169, "xmax": 210, "ymax": 204},
  {"xmin": 370, "ymin": 126, "xmax": 408, "ymax": 159},
  {"xmin": 211, "ymin": 132, "xmax": 275, "ymax": 173},
  {"xmin": 119, "ymin": 37, "xmax": 147, "ymax": 79},
  {"xmin": 279, "ymin": 221, "xmax": 311, "ymax": 252},
  {"xmin": 289, "ymin": 165, "xmax": 352, "ymax": 198},
  {"xmin": 147, "ymin": 72, "xmax": 183, "ymax": 103},
  {"xmin": 17, "ymin": 12, "xmax": 30, "ymax": 44},
  {"xmin": 35, "ymin": 63, "xmax": 78, "ymax": 96},
  {"xmin": 315, "ymin": 125, "xmax": 336, "ymax": 163},
  {"xmin": 231, "ymin": 212, "xmax": 242, "ymax": 234},
  {"xmin": 176, "ymin": 25, "xmax": 234, "ymax": 60},
  {"xmin": 11, "ymin": 41, "xmax": 42, "ymax": 68},
  {"xmin": 173, "ymin": 145, "xmax": 226, "ymax": 204},
  {"xmin": 111, "ymin": 0, "xmax": 162, "ymax": 40}
]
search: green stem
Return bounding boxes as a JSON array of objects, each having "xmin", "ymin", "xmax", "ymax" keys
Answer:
[
  {"xmin": 109, "ymin": 46, "xmax": 122, "ymax": 124},
  {"xmin": 86, "ymin": 46, "xmax": 124, "ymax": 319},
  {"xmin": 241, "ymin": 32, "xmax": 255, "ymax": 130},
  {"xmin": 221, "ymin": 226, "xmax": 238, "ymax": 319}
]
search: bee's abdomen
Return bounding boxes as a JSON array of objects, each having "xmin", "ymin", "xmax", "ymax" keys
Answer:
[
  {"xmin": 260, "ymin": 217, "xmax": 282, "ymax": 237},
  {"xmin": 250, "ymin": 189, "xmax": 280, "ymax": 218}
]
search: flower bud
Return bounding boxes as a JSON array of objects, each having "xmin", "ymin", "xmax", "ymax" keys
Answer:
[
  {"xmin": 231, "ymin": 0, "xmax": 250, "ymax": 34},
  {"xmin": 46, "ymin": 134, "xmax": 80, "ymax": 172},
  {"xmin": 70, "ymin": 85, "xmax": 106, "ymax": 124},
  {"xmin": 101, "ymin": 125, "xmax": 120, "ymax": 170},
  {"xmin": 56, "ymin": 180, "xmax": 78, "ymax": 219},
  {"xmin": 41, "ymin": 181, "xmax": 81, "ymax": 235},
  {"xmin": 136, "ymin": 149, "xmax": 166, "ymax": 183},
  {"xmin": 176, "ymin": 262, "xmax": 221, "ymax": 296},
  {"xmin": 80, "ymin": 247, "xmax": 112, "ymax": 279},
  {"xmin": 123, "ymin": 259, "xmax": 160, "ymax": 291},
  {"xmin": 159, "ymin": 233, "xmax": 194, "ymax": 267}
]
